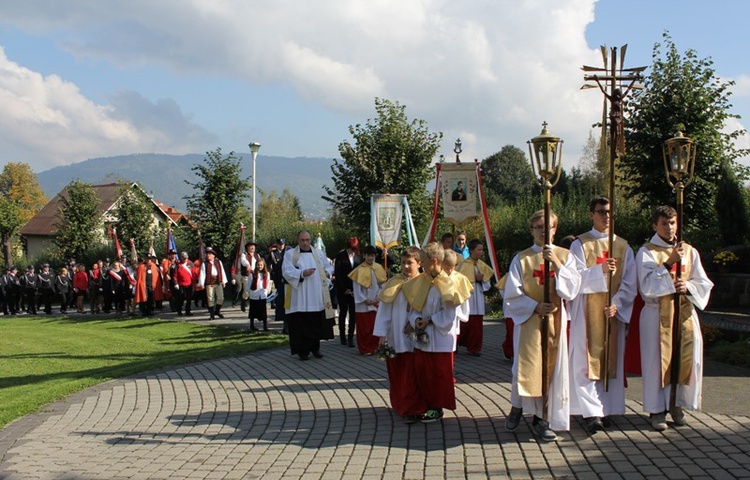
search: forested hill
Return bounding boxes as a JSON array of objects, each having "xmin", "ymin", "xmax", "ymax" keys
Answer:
[{"xmin": 36, "ymin": 153, "xmax": 335, "ymax": 219}]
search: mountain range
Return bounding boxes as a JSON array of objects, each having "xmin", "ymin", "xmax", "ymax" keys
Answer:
[{"xmin": 36, "ymin": 153, "xmax": 336, "ymax": 219}]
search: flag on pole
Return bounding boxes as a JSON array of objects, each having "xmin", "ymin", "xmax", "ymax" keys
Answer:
[
  {"xmin": 129, "ymin": 238, "xmax": 138, "ymax": 263},
  {"xmin": 112, "ymin": 227, "xmax": 124, "ymax": 261},
  {"xmin": 232, "ymin": 224, "xmax": 247, "ymax": 275},
  {"xmin": 197, "ymin": 231, "xmax": 206, "ymax": 262},
  {"xmin": 165, "ymin": 227, "xmax": 178, "ymax": 257}
]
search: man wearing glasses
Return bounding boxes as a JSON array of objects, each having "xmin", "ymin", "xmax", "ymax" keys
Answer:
[{"xmin": 568, "ymin": 196, "xmax": 637, "ymax": 434}]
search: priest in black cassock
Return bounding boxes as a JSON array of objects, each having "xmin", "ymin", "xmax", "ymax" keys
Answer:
[{"xmin": 282, "ymin": 230, "xmax": 335, "ymax": 361}]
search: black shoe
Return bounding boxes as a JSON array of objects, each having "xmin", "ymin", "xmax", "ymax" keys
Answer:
[
  {"xmin": 505, "ymin": 407, "xmax": 523, "ymax": 432},
  {"xmin": 532, "ymin": 417, "xmax": 557, "ymax": 442},
  {"xmin": 348, "ymin": 339, "xmax": 355, "ymax": 348},
  {"xmin": 468, "ymin": 352, "xmax": 482, "ymax": 357},
  {"xmin": 585, "ymin": 416, "xmax": 605, "ymax": 434},
  {"xmin": 340, "ymin": 336, "xmax": 347, "ymax": 345},
  {"xmin": 249, "ymin": 325, "xmax": 258, "ymax": 332},
  {"xmin": 299, "ymin": 354, "xmax": 310, "ymax": 361},
  {"xmin": 312, "ymin": 351, "xmax": 323, "ymax": 359},
  {"xmin": 404, "ymin": 415, "xmax": 419, "ymax": 425},
  {"xmin": 602, "ymin": 416, "xmax": 612, "ymax": 428}
]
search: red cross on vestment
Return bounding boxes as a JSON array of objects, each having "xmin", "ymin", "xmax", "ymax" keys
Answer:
[
  {"xmin": 669, "ymin": 262, "xmax": 686, "ymax": 280},
  {"xmin": 596, "ymin": 251, "xmax": 609, "ymax": 264},
  {"xmin": 532, "ymin": 263, "xmax": 555, "ymax": 285}
]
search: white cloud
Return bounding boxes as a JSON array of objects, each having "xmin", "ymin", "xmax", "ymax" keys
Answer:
[
  {"xmin": 0, "ymin": 46, "xmax": 214, "ymax": 170},
  {"xmin": 0, "ymin": 0, "xmax": 607, "ymax": 168}
]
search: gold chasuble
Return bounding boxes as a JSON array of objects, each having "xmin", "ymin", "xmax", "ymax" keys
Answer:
[
  {"xmin": 377, "ymin": 275, "xmax": 409, "ymax": 304},
  {"xmin": 348, "ymin": 262, "xmax": 387, "ymax": 289},
  {"xmin": 578, "ymin": 233, "xmax": 627, "ymax": 381},
  {"xmin": 456, "ymin": 258, "xmax": 495, "ymax": 283},
  {"xmin": 401, "ymin": 271, "xmax": 460, "ymax": 312},
  {"xmin": 517, "ymin": 246, "xmax": 570, "ymax": 398},
  {"xmin": 644, "ymin": 242, "xmax": 695, "ymax": 387}
]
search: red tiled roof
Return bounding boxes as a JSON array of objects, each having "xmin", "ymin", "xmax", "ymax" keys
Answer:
[{"xmin": 20, "ymin": 183, "xmax": 187, "ymax": 237}]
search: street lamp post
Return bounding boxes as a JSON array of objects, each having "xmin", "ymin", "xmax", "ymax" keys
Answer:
[{"xmin": 249, "ymin": 142, "xmax": 261, "ymax": 243}]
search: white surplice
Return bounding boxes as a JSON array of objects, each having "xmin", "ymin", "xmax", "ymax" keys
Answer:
[
  {"xmin": 636, "ymin": 234, "xmax": 713, "ymax": 413},
  {"xmin": 503, "ymin": 244, "xmax": 581, "ymax": 431},
  {"xmin": 568, "ymin": 229, "xmax": 637, "ymax": 418}
]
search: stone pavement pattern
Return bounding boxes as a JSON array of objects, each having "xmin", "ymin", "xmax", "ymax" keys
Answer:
[{"xmin": 1, "ymin": 318, "xmax": 749, "ymax": 479}]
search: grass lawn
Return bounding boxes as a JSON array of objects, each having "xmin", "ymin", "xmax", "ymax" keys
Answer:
[{"xmin": 0, "ymin": 315, "xmax": 288, "ymax": 429}]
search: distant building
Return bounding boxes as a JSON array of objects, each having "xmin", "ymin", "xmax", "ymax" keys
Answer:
[{"xmin": 20, "ymin": 182, "xmax": 187, "ymax": 259}]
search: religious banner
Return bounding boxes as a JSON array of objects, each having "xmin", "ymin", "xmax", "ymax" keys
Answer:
[
  {"xmin": 440, "ymin": 163, "xmax": 478, "ymax": 225},
  {"xmin": 371, "ymin": 194, "xmax": 404, "ymax": 250}
]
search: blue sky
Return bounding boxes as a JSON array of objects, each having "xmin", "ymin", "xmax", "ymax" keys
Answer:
[{"xmin": 0, "ymin": 0, "xmax": 748, "ymax": 174}]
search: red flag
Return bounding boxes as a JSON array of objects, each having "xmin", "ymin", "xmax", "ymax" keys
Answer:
[{"xmin": 112, "ymin": 227, "xmax": 124, "ymax": 260}]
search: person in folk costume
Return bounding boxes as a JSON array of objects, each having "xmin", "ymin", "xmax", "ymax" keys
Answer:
[
  {"xmin": 55, "ymin": 266, "xmax": 71, "ymax": 314},
  {"xmin": 173, "ymin": 252, "xmax": 195, "ymax": 316},
  {"xmin": 73, "ymin": 264, "xmax": 89, "ymax": 314},
  {"xmin": 282, "ymin": 230, "xmax": 335, "ymax": 361},
  {"xmin": 373, "ymin": 246, "xmax": 426, "ymax": 424},
  {"xmin": 135, "ymin": 256, "xmax": 159, "ymax": 316},
  {"xmin": 455, "ymin": 239, "xmax": 496, "ymax": 357},
  {"xmin": 568, "ymin": 196, "xmax": 637, "ymax": 434},
  {"xmin": 401, "ymin": 242, "xmax": 472, "ymax": 423},
  {"xmin": 199, "ymin": 247, "xmax": 227, "ymax": 320},
  {"xmin": 88, "ymin": 261, "xmax": 103, "ymax": 314},
  {"xmin": 66, "ymin": 258, "xmax": 77, "ymax": 310},
  {"xmin": 333, "ymin": 237, "xmax": 362, "ymax": 347},
  {"xmin": 121, "ymin": 257, "xmax": 138, "ymax": 316},
  {"xmin": 503, "ymin": 209, "xmax": 581, "ymax": 442},
  {"xmin": 269, "ymin": 237, "xmax": 290, "ymax": 332},
  {"xmin": 348, "ymin": 244, "xmax": 387, "ymax": 355},
  {"xmin": 3, "ymin": 266, "xmax": 21, "ymax": 315},
  {"xmin": 636, "ymin": 205, "xmax": 713, "ymax": 431},
  {"xmin": 108, "ymin": 260, "xmax": 128, "ymax": 314},
  {"xmin": 162, "ymin": 249, "xmax": 178, "ymax": 312},
  {"xmin": 192, "ymin": 258, "xmax": 205, "ymax": 309},
  {"xmin": 101, "ymin": 258, "xmax": 113, "ymax": 313},
  {"xmin": 238, "ymin": 242, "xmax": 260, "ymax": 312},
  {"xmin": 36, "ymin": 263, "xmax": 55, "ymax": 314},
  {"xmin": 245, "ymin": 257, "xmax": 274, "ymax": 331},
  {"xmin": 21, "ymin": 265, "xmax": 38, "ymax": 314}
]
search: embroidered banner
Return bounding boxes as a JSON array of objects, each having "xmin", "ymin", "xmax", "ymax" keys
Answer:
[
  {"xmin": 371, "ymin": 194, "xmax": 404, "ymax": 250},
  {"xmin": 440, "ymin": 163, "xmax": 478, "ymax": 225}
]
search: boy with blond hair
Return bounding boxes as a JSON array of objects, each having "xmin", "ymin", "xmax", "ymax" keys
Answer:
[{"xmin": 503, "ymin": 210, "xmax": 581, "ymax": 441}]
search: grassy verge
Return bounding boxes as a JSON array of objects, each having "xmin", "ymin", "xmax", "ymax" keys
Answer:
[{"xmin": 0, "ymin": 315, "xmax": 287, "ymax": 428}]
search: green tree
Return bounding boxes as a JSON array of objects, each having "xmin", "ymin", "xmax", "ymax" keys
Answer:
[
  {"xmin": 0, "ymin": 162, "xmax": 47, "ymax": 267},
  {"xmin": 715, "ymin": 160, "xmax": 749, "ymax": 245},
  {"xmin": 54, "ymin": 181, "xmax": 101, "ymax": 260},
  {"xmin": 623, "ymin": 33, "xmax": 749, "ymax": 239},
  {"xmin": 184, "ymin": 148, "xmax": 251, "ymax": 258},
  {"xmin": 480, "ymin": 145, "xmax": 536, "ymax": 207},
  {"xmin": 114, "ymin": 182, "xmax": 157, "ymax": 254},
  {"xmin": 257, "ymin": 188, "xmax": 304, "ymax": 234},
  {"xmin": 577, "ymin": 131, "xmax": 607, "ymax": 195},
  {"xmin": 323, "ymin": 98, "xmax": 442, "ymax": 236}
]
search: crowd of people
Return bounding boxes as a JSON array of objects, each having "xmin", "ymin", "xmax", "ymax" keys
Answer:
[{"xmin": 0, "ymin": 197, "xmax": 714, "ymax": 443}]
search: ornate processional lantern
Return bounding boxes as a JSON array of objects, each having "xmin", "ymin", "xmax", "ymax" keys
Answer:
[
  {"xmin": 662, "ymin": 130, "xmax": 697, "ymax": 411},
  {"xmin": 527, "ymin": 122, "xmax": 563, "ymax": 420}
]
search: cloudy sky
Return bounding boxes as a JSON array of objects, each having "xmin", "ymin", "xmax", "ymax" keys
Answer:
[{"xmin": 0, "ymin": 0, "xmax": 748, "ymax": 173}]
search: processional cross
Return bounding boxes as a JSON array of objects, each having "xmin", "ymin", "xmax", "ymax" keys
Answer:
[{"xmin": 581, "ymin": 45, "xmax": 646, "ymax": 391}]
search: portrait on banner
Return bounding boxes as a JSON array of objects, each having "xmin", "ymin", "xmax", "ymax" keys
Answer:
[{"xmin": 440, "ymin": 164, "xmax": 478, "ymax": 225}]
